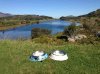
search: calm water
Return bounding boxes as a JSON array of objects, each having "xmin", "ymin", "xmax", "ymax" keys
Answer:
[{"xmin": 0, "ymin": 20, "xmax": 71, "ymax": 40}]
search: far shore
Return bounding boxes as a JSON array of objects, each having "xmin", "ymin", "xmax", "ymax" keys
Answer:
[
  {"xmin": 0, "ymin": 19, "xmax": 53, "ymax": 31},
  {"xmin": 0, "ymin": 24, "xmax": 31, "ymax": 31}
]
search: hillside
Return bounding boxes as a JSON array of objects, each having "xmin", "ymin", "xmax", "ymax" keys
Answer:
[
  {"xmin": 0, "ymin": 12, "xmax": 12, "ymax": 17},
  {"xmin": 79, "ymin": 9, "xmax": 100, "ymax": 17},
  {"xmin": 60, "ymin": 9, "xmax": 100, "ymax": 20}
]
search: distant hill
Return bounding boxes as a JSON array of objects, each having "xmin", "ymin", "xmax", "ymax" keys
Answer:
[
  {"xmin": 0, "ymin": 12, "xmax": 53, "ymax": 19},
  {"xmin": 0, "ymin": 12, "xmax": 12, "ymax": 17},
  {"xmin": 60, "ymin": 15, "xmax": 78, "ymax": 20},
  {"xmin": 0, "ymin": 13, "xmax": 53, "ymax": 27},
  {"xmin": 79, "ymin": 9, "xmax": 100, "ymax": 17},
  {"xmin": 60, "ymin": 9, "xmax": 100, "ymax": 20}
]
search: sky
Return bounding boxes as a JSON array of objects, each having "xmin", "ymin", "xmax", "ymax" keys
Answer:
[{"xmin": 0, "ymin": 0, "xmax": 100, "ymax": 18}]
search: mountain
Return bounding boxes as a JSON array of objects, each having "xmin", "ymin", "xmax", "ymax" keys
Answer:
[{"xmin": 0, "ymin": 12, "xmax": 12, "ymax": 17}]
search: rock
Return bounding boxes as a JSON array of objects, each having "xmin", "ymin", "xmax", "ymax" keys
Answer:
[
  {"xmin": 75, "ymin": 34, "xmax": 87, "ymax": 40},
  {"xmin": 57, "ymin": 35, "xmax": 68, "ymax": 41},
  {"xmin": 96, "ymin": 31, "xmax": 100, "ymax": 37},
  {"xmin": 68, "ymin": 38, "xmax": 75, "ymax": 42}
]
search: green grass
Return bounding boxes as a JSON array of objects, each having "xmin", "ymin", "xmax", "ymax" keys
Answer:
[{"xmin": 0, "ymin": 40, "xmax": 100, "ymax": 74}]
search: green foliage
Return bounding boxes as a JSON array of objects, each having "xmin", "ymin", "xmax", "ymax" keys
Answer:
[
  {"xmin": 31, "ymin": 28, "xmax": 51, "ymax": 39},
  {"xmin": 33, "ymin": 36, "xmax": 65, "ymax": 45}
]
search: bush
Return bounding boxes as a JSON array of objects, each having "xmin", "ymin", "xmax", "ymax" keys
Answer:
[
  {"xmin": 76, "ymin": 36, "xmax": 100, "ymax": 45},
  {"xmin": 33, "ymin": 36, "xmax": 65, "ymax": 45},
  {"xmin": 31, "ymin": 28, "xmax": 51, "ymax": 39},
  {"xmin": 82, "ymin": 23, "xmax": 91, "ymax": 30},
  {"xmin": 63, "ymin": 22, "xmax": 77, "ymax": 37}
]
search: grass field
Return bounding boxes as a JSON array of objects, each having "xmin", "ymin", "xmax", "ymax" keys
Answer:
[{"xmin": 0, "ymin": 40, "xmax": 100, "ymax": 74}]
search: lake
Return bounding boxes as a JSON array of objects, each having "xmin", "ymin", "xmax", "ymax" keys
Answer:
[{"xmin": 0, "ymin": 20, "xmax": 71, "ymax": 40}]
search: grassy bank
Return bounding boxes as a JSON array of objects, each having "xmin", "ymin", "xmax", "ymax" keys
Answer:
[
  {"xmin": 0, "ymin": 40, "xmax": 100, "ymax": 74},
  {"xmin": 0, "ymin": 20, "xmax": 39, "ymax": 31}
]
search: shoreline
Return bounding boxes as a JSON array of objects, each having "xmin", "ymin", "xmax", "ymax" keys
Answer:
[
  {"xmin": 0, "ymin": 24, "xmax": 31, "ymax": 31},
  {"xmin": 0, "ymin": 21, "xmax": 39, "ymax": 31},
  {"xmin": 0, "ymin": 19, "xmax": 53, "ymax": 31}
]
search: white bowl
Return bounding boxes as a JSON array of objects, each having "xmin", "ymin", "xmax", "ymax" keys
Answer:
[{"xmin": 50, "ymin": 50, "xmax": 68, "ymax": 61}]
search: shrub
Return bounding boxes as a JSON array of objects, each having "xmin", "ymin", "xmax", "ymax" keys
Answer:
[
  {"xmin": 57, "ymin": 35, "xmax": 68, "ymax": 41},
  {"xmin": 82, "ymin": 23, "xmax": 91, "ymax": 30},
  {"xmin": 63, "ymin": 22, "xmax": 77, "ymax": 37},
  {"xmin": 33, "ymin": 35, "xmax": 65, "ymax": 45},
  {"xmin": 31, "ymin": 28, "xmax": 51, "ymax": 39}
]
